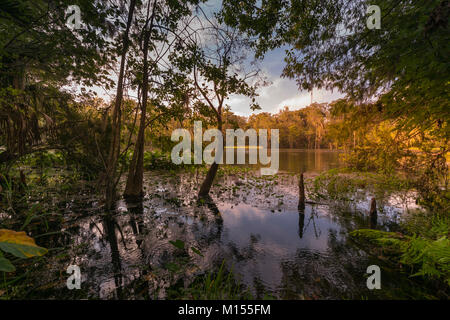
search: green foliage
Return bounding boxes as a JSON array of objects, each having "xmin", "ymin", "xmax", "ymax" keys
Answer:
[
  {"xmin": 122, "ymin": 150, "xmax": 179, "ymax": 171},
  {"xmin": 0, "ymin": 0, "xmax": 116, "ymax": 166},
  {"xmin": 143, "ymin": 150, "xmax": 176, "ymax": 170},
  {"xmin": 310, "ymin": 168, "xmax": 411, "ymax": 203},
  {"xmin": 401, "ymin": 210, "xmax": 449, "ymax": 239},
  {"xmin": 222, "ymin": 0, "xmax": 450, "ymax": 132},
  {"xmin": 351, "ymin": 212, "xmax": 450, "ymax": 286},
  {"xmin": 401, "ymin": 235, "xmax": 450, "ymax": 284},
  {"xmin": 22, "ymin": 151, "xmax": 65, "ymax": 168},
  {"xmin": 0, "ymin": 254, "xmax": 15, "ymax": 272},
  {"xmin": 245, "ymin": 104, "xmax": 330, "ymax": 149},
  {"xmin": 169, "ymin": 239, "xmax": 185, "ymax": 250},
  {"xmin": 0, "ymin": 0, "xmax": 447, "ymax": 300},
  {"xmin": 350, "ymin": 229, "xmax": 405, "ymax": 253}
]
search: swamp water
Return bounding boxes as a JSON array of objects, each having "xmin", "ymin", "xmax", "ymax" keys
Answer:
[{"xmin": 18, "ymin": 150, "xmax": 437, "ymax": 299}]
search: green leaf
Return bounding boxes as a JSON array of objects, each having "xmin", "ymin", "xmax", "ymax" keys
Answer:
[
  {"xmin": 169, "ymin": 239, "xmax": 185, "ymax": 250},
  {"xmin": 0, "ymin": 229, "xmax": 48, "ymax": 259},
  {"xmin": 191, "ymin": 246, "xmax": 204, "ymax": 257},
  {"xmin": 0, "ymin": 256, "xmax": 15, "ymax": 272}
]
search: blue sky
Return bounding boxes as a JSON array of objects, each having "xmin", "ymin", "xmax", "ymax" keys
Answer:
[{"xmin": 226, "ymin": 46, "xmax": 344, "ymax": 117}]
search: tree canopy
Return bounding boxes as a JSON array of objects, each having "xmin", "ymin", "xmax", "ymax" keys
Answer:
[{"xmin": 221, "ymin": 0, "xmax": 449, "ymax": 132}]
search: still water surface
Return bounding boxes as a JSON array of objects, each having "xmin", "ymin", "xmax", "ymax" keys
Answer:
[{"xmin": 31, "ymin": 150, "xmax": 433, "ymax": 299}]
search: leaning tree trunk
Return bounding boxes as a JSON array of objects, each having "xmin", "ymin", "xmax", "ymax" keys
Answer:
[
  {"xmin": 105, "ymin": 0, "xmax": 136, "ymax": 210},
  {"xmin": 124, "ymin": 24, "xmax": 152, "ymax": 199},
  {"xmin": 198, "ymin": 162, "xmax": 220, "ymax": 199},
  {"xmin": 198, "ymin": 114, "xmax": 222, "ymax": 199}
]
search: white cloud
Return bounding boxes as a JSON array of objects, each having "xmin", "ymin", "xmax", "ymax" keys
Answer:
[
  {"xmin": 224, "ymin": 43, "xmax": 346, "ymax": 116},
  {"xmin": 227, "ymin": 76, "xmax": 344, "ymax": 116},
  {"xmin": 277, "ymin": 93, "xmax": 311, "ymax": 111}
]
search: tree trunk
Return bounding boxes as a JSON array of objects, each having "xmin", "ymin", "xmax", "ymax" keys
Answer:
[
  {"xmin": 105, "ymin": 0, "xmax": 136, "ymax": 210},
  {"xmin": 198, "ymin": 114, "xmax": 222, "ymax": 199},
  {"xmin": 124, "ymin": 25, "xmax": 151, "ymax": 200},
  {"xmin": 315, "ymin": 128, "xmax": 318, "ymax": 149},
  {"xmin": 198, "ymin": 162, "xmax": 220, "ymax": 199}
]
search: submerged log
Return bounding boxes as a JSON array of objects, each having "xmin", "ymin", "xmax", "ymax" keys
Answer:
[{"xmin": 298, "ymin": 172, "xmax": 305, "ymax": 210}]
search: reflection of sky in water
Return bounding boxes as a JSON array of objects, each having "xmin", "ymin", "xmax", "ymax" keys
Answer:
[
  {"xmin": 218, "ymin": 202, "xmax": 346, "ymax": 294},
  {"xmin": 221, "ymin": 203, "xmax": 337, "ymax": 253}
]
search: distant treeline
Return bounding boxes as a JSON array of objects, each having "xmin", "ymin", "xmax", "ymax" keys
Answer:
[
  {"xmin": 149, "ymin": 101, "xmax": 382, "ymax": 151},
  {"xmin": 142, "ymin": 102, "xmax": 335, "ymax": 151},
  {"xmin": 224, "ymin": 103, "xmax": 333, "ymax": 150}
]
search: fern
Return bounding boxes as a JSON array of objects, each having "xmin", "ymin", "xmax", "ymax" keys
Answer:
[{"xmin": 351, "ymin": 228, "xmax": 450, "ymax": 286}]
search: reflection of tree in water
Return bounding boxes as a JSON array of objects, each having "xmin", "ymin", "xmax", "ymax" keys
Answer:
[
  {"xmin": 196, "ymin": 196, "xmax": 270, "ymax": 296},
  {"xmin": 102, "ymin": 214, "xmax": 124, "ymax": 299},
  {"xmin": 369, "ymin": 211, "xmax": 378, "ymax": 229},
  {"xmin": 298, "ymin": 205, "xmax": 322, "ymax": 240},
  {"xmin": 298, "ymin": 208, "xmax": 305, "ymax": 239},
  {"xmin": 281, "ymin": 210, "xmax": 372, "ymax": 299},
  {"xmin": 278, "ymin": 241, "xmax": 368, "ymax": 299},
  {"xmin": 126, "ymin": 200, "xmax": 146, "ymax": 248},
  {"xmin": 91, "ymin": 200, "xmax": 153, "ymax": 299},
  {"xmin": 287, "ymin": 202, "xmax": 437, "ymax": 299},
  {"xmin": 60, "ymin": 172, "xmax": 433, "ymax": 299},
  {"xmin": 206, "ymin": 197, "xmax": 224, "ymax": 235},
  {"xmin": 252, "ymin": 276, "xmax": 267, "ymax": 299},
  {"xmin": 129, "ymin": 195, "xmax": 227, "ymax": 298},
  {"xmin": 327, "ymin": 205, "xmax": 372, "ymax": 232},
  {"xmin": 123, "ymin": 199, "xmax": 154, "ymax": 298},
  {"xmin": 226, "ymin": 233, "xmax": 261, "ymax": 263}
]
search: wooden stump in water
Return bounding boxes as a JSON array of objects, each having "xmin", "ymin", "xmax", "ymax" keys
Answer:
[
  {"xmin": 298, "ymin": 172, "xmax": 305, "ymax": 210},
  {"xmin": 369, "ymin": 197, "xmax": 377, "ymax": 216},
  {"xmin": 369, "ymin": 197, "xmax": 378, "ymax": 228}
]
